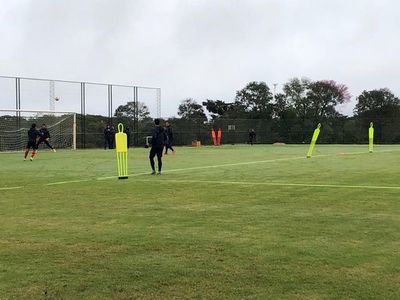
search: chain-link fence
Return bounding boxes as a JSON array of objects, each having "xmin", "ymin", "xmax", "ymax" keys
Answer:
[
  {"xmin": 2, "ymin": 75, "xmax": 400, "ymax": 149},
  {"xmin": 161, "ymin": 116, "xmax": 400, "ymax": 146},
  {"xmin": 0, "ymin": 75, "xmax": 161, "ymax": 149}
]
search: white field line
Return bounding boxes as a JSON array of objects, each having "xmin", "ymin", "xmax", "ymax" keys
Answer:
[
  {"xmin": 11, "ymin": 148, "xmax": 400, "ymax": 188},
  {"xmin": 96, "ymin": 148, "xmax": 400, "ymax": 180},
  {"xmin": 154, "ymin": 155, "xmax": 311, "ymax": 174},
  {"xmin": 133, "ymin": 178, "xmax": 400, "ymax": 191},
  {"xmin": 0, "ymin": 186, "xmax": 23, "ymax": 191},
  {"xmin": 95, "ymin": 155, "xmax": 317, "ymax": 180},
  {"xmin": 46, "ymin": 179, "xmax": 91, "ymax": 186},
  {"xmin": 335, "ymin": 149, "xmax": 400, "ymax": 155}
]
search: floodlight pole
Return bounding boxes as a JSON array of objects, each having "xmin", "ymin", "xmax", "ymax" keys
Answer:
[
  {"xmin": 108, "ymin": 85, "xmax": 113, "ymax": 123},
  {"xmin": 15, "ymin": 77, "xmax": 21, "ymax": 129},
  {"xmin": 133, "ymin": 86, "xmax": 139, "ymax": 146},
  {"xmin": 157, "ymin": 88, "xmax": 161, "ymax": 118},
  {"xmin": 80, "ymin": 82, "xmax": 86, "ymax": 149},
  {"xmin": 49, "ymin": 81, "xmax": 55, "ymax": 112},
  {"xmin": 273, "ymin": 83, "xmax": 278, "ymax": 101},
  {"xmin": 72, "ymin": 113, "xmax": 77, "ymax": 150}
]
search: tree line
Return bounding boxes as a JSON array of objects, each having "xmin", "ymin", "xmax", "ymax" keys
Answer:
[
  {"xmin": 171, "ymin": 78, "xmax": 400, "ymax": 144},
  {"xmin": 79, "ymin": 78, "xmax": 400, "ymax": 147}
]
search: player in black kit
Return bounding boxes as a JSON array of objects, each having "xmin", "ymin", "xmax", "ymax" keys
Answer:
[
  {"xmin": 37, "ymin": 124, "xmax": 56, "ymax": 152},
  {"xmin": 248, "ymin": 129, "xmax": 256, "ymax": 146},
  {"xmin": 24, "ymin": 123, "xmax": 41, "ymax": 161},
  {"xmin": 149, "ymin": 119, "xmax": 167, "ymax": 175},
  {"xmin": 164, "ymin": 121, "xmax": 175, "ymax": 155}
]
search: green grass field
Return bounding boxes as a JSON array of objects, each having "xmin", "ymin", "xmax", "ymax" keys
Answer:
[{"xmin": 1, "ymin": 144, "xmax": 400, "ymax": 299}]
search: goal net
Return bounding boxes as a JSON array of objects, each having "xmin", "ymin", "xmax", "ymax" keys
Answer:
[{"xmin": 0, "ymin": 109, "xmax": 76, "ymax": 152}]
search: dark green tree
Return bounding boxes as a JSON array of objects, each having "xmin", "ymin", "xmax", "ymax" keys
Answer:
[
  {"xmin": 202, "ymin": 99, "xmax": 248, "ymax": 119},
  {"xmin": 235, "ymin": 81, "xmax": 274, "ymax": 119},
  {"xmin": 283, "ymin": 77, "xmax": 311, "ymax": 121},
  {"xmin": 178, "ymin": 98, "xmax": 207, "ymax": 121},
  {"xmin": 202, "ymin": 99, "xmax": 229, "ymax": 118},
  {"xmin": 354, "ymin": 88, "xmax": 400, "ymax": 114},
  {"xmin": 176, "ymin": 98, "xmax": 208, "ymax": 142},
  {"xmin": 354, "ymin": 89, "xmax": 400, "ymax": 143},
  {"xmin": 114, "ymin": 101, "xmax": 151, "ymax": 121},
  {"xmin": 273, "ymin": 93, "xmax": 292, "ymax": 118},
  {"xmin": 271, "ymin": 93, "xmax": 299, "ymax": 142}
]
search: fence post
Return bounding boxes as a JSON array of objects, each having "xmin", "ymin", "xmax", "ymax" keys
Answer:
[
  {"xmin": 72, "ymin": 113, "xmax": 77, "ymax": 150},
  {"xmin": 130, "ymin": 86, "xmax": 139, "ymax": 146},
  {"xmin": 15, "ymin": 77, "xmax": 21, "ymax": 130},
  {"xmin": 108, "ymin": 84, "xmax": 113, "ymax": 124},
  {"xmin": 80, "ymin": 82, "xmax": 86, "ymax": 149}
]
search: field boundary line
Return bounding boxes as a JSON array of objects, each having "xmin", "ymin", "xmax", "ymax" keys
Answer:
[
  {"xmin": 134, "ymin": 178, "xmax": 400, "ymax": 191},
  {"xmin": 160, "ymin": 155, "xmax": 310, "ymax": 173},
  {"xmin": 46, "ymin": 179, "xmax": 91, "ymax": 186},
  {"xmin": 0, "ymin": 186, "xmax": 23, "ymax": 191}
]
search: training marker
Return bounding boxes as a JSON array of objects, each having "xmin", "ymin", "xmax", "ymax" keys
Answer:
[
  {"xmin": 306, "ymin": 123, "xmax": 321, "ymax": 158},
  {"xmin": 217, "ymin": 128, "xmax": 222, "ymax": 145},
  {"xmin": 211, "ymin": 129, "xmax": 217, "ymax": 145},
  {"xmin": 115, "ymin": 123, "xmax": 128, "ymax": 179},
  {"xmin": 369, "ymin": 122, "xmax": 374, "ymax": 153}
]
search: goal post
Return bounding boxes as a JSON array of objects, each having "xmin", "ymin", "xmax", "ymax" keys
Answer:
[{"xmin": 0, "ymin": 109, "xmax": 77, "ymax": 152}]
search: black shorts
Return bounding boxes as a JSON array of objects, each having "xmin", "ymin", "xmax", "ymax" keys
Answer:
[{"xmin": 26, "ymin": 141, "xmax": 37, "ymax": 150}]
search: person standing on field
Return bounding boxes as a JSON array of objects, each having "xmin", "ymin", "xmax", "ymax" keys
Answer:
[
  {"xmin": 249, "ymin": 129, "xmax": 256, "ymax": 145},
  {"xmin": 164, "ymin": 121, "xmax": 175, "ymax": 155},
  {"xmin": 149, "ymin": 119, "xmax": 166, "ymax": 175},
  {"xmin": 110, "ymin": 125, "xmax": 116, "ymax": 149},
  {"xmin": 104, "ymin": 124, "xmax": 113, "ymax": 149}
]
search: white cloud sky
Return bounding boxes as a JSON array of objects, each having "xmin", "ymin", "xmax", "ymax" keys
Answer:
[{"xmin": 1, "ymin": 0, "xmax": 399, "ymax": 117}]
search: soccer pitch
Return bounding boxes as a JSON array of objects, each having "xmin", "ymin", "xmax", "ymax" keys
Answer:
[{"xmin": 1, "ymin": 145, "xmax": 400, "ymax": 299}]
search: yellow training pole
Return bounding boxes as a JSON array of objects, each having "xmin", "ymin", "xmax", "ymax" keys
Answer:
[
  {"xmin": 307, "ymin": 123, "xmax": 321, "ymax": 158},
  {"xmin": 369, "ymin": 122, "xmax": 374, "ymax": 153},
  {"xmin": 115, "ymin": 123, "xmax": 128, "ymax": 179}
]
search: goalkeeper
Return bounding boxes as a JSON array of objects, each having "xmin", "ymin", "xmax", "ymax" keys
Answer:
[{"xmin": 37, "ymin": 124, "xmax": 56, "ymax": 152}]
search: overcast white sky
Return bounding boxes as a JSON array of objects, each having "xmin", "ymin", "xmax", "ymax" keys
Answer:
[{"xmin": 1, "ymin": 0, "xmax": 399, "ymax": 117}]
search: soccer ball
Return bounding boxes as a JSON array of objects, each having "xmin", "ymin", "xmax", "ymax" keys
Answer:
[{"xmin": 54, "ymin": 97, "xmax": 60, "ymax": 101}]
